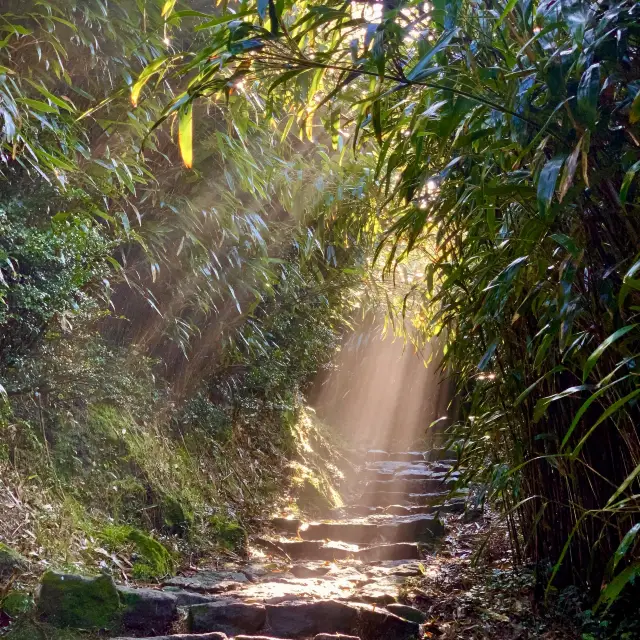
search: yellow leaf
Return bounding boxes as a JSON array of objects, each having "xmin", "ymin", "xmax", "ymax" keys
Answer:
[
  {"xmin": 162, "ymin": 0, "xmax": 178, "ymax": 17},
  {"xmin": 179, "ymin": 103, "xmax": 193, "ymax": 169}
]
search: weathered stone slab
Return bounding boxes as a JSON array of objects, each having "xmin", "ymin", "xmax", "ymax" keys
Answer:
[
  {"xmin": 388, "ymin": 452, "xmax": 425, "ymax": 462},
  {"xmin": 37, "ymin": 571, "xmax": 120, "ymax": 630},
  {"xmin": 162, "ymin": 587, "xmax": 216, "ymax": 606},
  {"xmin": 424, "ymin": 448, "xmax": 457, "ymax": 462},
  {"xmin": 366, "ymin": 478, "xmax": 444, "ymax": 493},
  {"xmin": 366, "ymin": 449, "xmax": 389, "ymax": 461},
  {"xmin": 235, "ymin": 636, "xmax": 294, "ymax": 640},
  {"xmin": 289, "ymin": 563, "xmax": 331, "ymax": 578},
  {"xmin": 300, "ymin": 515, "xmax": 443, "ymax": 545},
  {"xmin": 117, "ymin": 586, "xmax": 178, "ymax": 635},
  {"xmin": 384, "ymin": 505, "xmax": 432, "ymax": 516},
  {"xmin": 266, "ymin": 600, "xmax": 358, "ymax": 637},
  {"xmin": 357, "ymin": 543, "xmax": 420, "ymax": 562},
  {"xmin": 386, "ymin": 603, "xmax": 427, "ymax": 623},
  {"xmin": 270, "ymin": 518, "xmax": 301, "ymax": 535},
  {"xmin": 261, "ymin": 539, "xmax": 359, "ymax": 561},
  {"xmin": 264, "ymin": 600, "xmax": 417, "ymax": 638},
  {"xmin": 362, "ymin": 491, "xmax": 446, "ymax": 507},
  {"xmin": 354, "ymin": 603, "xmax": 420, "ymax": 640},
  {"xmin": 188, "ymin": 601, "xmax": 266, "ymax": 635},
  {"xmin": 355, "ymin": 575, "xmax": 404, "ymax": 605},
  {"xmin": 163, "ymin": 571, "xmax": 249, "ymax": 593}
]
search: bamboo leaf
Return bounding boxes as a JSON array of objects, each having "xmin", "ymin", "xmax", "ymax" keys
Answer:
[
  {"xmin": 595, "ymin": 563, "xmax": 640, "ymax": 612},
  {"xmin": 630, "ymin": 89, "xmax": 640, "ymax": 124},
  {"xmin": 178, "ymin": 102, "xmax": 193, "ymax": 169},
  {"xmin": 572, "ymin": 389, "xmax": 640, "ymax": 458},
  {"xmin": 620, "ymin": 160, "xmax": 640, "ymax": 204},
  {"xmin": 576, "ymin": 63, "xmax": 600, "ymax": 128},
  {"xmin": 611, "ymin": 524, "xmax": 640, "ymax": 572},
  {"xmin": 537, "ymin": 155, "xmax": 565, "ymax": 217},
  {"xmin": 582, "ymin": 324, "xmax": 636, "ymax": 382},
  {"xmin": 162, "ymin": 0, "xmax": 178, "ymax": 18},
  {"xmin": 406, "ymin": 29, "xmax": 457, "ymax": 81}
]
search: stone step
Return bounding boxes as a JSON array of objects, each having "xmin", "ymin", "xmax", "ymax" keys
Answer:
[
  {"xmin": 387, "ymin": 451, "xmax": 426, "ymax": 462},
  {"xmin": 164, "ymin": 571, "xmax": 251, "ymax": 594},
  {"xmin": 270, "ymin": 518, "xmax": 302, "ymax": 535},
  {"xmin": 365, "ymin": 478, "xmax": 449, "ymax": 493},
  {"xmin": 360, "ymin": 491, "xmax": 449, "ymax": 508},
  {"xmin": 189, "ymin": 599, "xmax": 419, "ymax": 640},
  {"xmin": 424, "ymin": 448, "xmax": 457, "ymax": 462},
  {"xmin": 254, "ymin": 538, "xmax": 420, "ymax": 562},
  {"xmin": 299, "ymin": 515, "xmax": 443, "ymax": 544}
]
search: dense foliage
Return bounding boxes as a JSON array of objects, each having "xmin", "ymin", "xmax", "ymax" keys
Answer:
[
  {"xmin": 140, "ymin": 0, "xmax": 640, "ymax": 609},
  {"xmin": 0, "ymin": 0, "xmax": 370, "ymax": 574},
  {"xmin": 3, "ymin": 0, "xmax": 640, "ymax": 619}
]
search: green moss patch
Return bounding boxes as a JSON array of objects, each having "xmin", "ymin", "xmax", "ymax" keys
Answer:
[
  {"xmin": 37, "ymin": 571, "xmax": 120, "ymax": 629},
  {"xmin": 209, "ymin": 515, "xmax": 247, "ymax": 552},
  {"xmin": 127, "ymin": 530, "xmax": 175, "ymax": 580}
]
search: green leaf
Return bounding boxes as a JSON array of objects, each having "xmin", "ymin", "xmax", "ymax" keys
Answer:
[
  {"xmin": 195, "ymin": 11, "xmax": 254, "ymax": 30},
  {"xmin": 582, "ymin": 324, "xmax": 636, "ymax": 382},
  {"xmin": 611, "ymin": 524, "xmax": 640, "ymax": 572},
  {"xmin": 576, "ymin": 63, "xmax": 600, "ymax": 128},
  {"xmin": 557, "ymin": 137, "xmax": 581, "ymax": 202},
  {"xmin": 131, "ymin": 56, "xmax": 169, "ymax": 107},
  {"xmin": 550, "ymin": 233, "xmax": 580, "ymax": 257},
  {"xmin": 572, "ymin": 388, "xmax": 640, "ymax": 458},
  {"xmin": 595, "ymin": 563, "xmax": 640, "ymax": 612},
  {"xmin": 620, "ymin": 159, "xmax": 640, "ymax": 204},
  {"xmin": 495, "ymin": 0, "xmax": 518, "ymax": 29},
  {"xmin": 178, "ymin": 102, "xmax": 193, "ymax": 169},
  {"xmin": 537, "ymin": 155, "xmax": 565, "ymax": 217},
  {"xmin": 406, "ymin": 29, "xmax": 457, "ymax": 81},
  {"xmin": 19, "ymin": 98, "xmax": 59, "ymax": 114},
  {"xmin": 630, "ymin": 89, "xmax": 640, "ymax": 124},
  {"xmin": 533, "ymin": 385, "xmax": 589, "ymax": 423},
  {"xmin": 478, "ymin": 341, "xmax": 497, "ymax": 371}
]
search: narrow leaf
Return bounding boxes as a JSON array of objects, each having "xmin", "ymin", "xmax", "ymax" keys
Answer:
[
  {"xmin": 583, "ymin": 324, "xmax": 636, "ymax": 382},
  {"xmin": 178, "ymin": 102, "xmax": 193, "ymax": 169},
  {"xmin": 576, "ymin": 63, "xmax": 600, "ymax": 128},
  {"xmin": 537, "ymin": 155, "xmax": 565, "ymax": 216}
]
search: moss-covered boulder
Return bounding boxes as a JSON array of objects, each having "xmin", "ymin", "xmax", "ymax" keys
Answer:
[
  {"xmin": 0, "ymin": 543, "xmax": 28, "ymax": 580},
  {"xmin": 1, "ymin": 591, "xmax": 34, "ymax": 618},
  {"xmin": 37, "ymin": 571, "xmax": 120, "ymax": 629}
]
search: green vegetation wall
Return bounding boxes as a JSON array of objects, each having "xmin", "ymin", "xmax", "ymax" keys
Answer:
[
  {"xmin": 0, "ymin": 0, "xmax": 372, "ymax": 571},
  {"xmin": 121, "ymin": 0, "xmax": 640, "ymax": 607}
]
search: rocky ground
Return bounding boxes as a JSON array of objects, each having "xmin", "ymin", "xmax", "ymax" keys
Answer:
[{"xmin": 1, "ymin": 447, "xmax": 584, "ymax": 640}]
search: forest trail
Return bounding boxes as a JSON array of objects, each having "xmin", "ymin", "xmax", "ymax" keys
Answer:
[{"xmin": 40, "ymin": 448, "xmax": 464, "ymax": 640}]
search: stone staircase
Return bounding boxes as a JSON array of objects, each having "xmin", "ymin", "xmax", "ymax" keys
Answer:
[{"xmin": 38, "ymin": 448, "xmax": 464, "ymax": 640}]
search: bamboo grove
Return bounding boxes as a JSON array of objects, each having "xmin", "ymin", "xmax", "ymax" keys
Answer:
[{"xmin": 3, "ymin": 0, "xmax": 640, "ymax": 612}]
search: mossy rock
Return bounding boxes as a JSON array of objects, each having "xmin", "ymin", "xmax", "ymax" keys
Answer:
[
  {"xmin": 1, "ymin": 590, "xmax": 34, "ymax": 618},
  {"xmin": 37, "ymin": 571, "xmax": 120, "ymax": 629},
  {"xmin": 0, "ymin": 543, "xmax": 28, "ymax": 580},
  {"xmin": 209, "ymin": 515, "xmax": 247, "ymax": 552}
]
